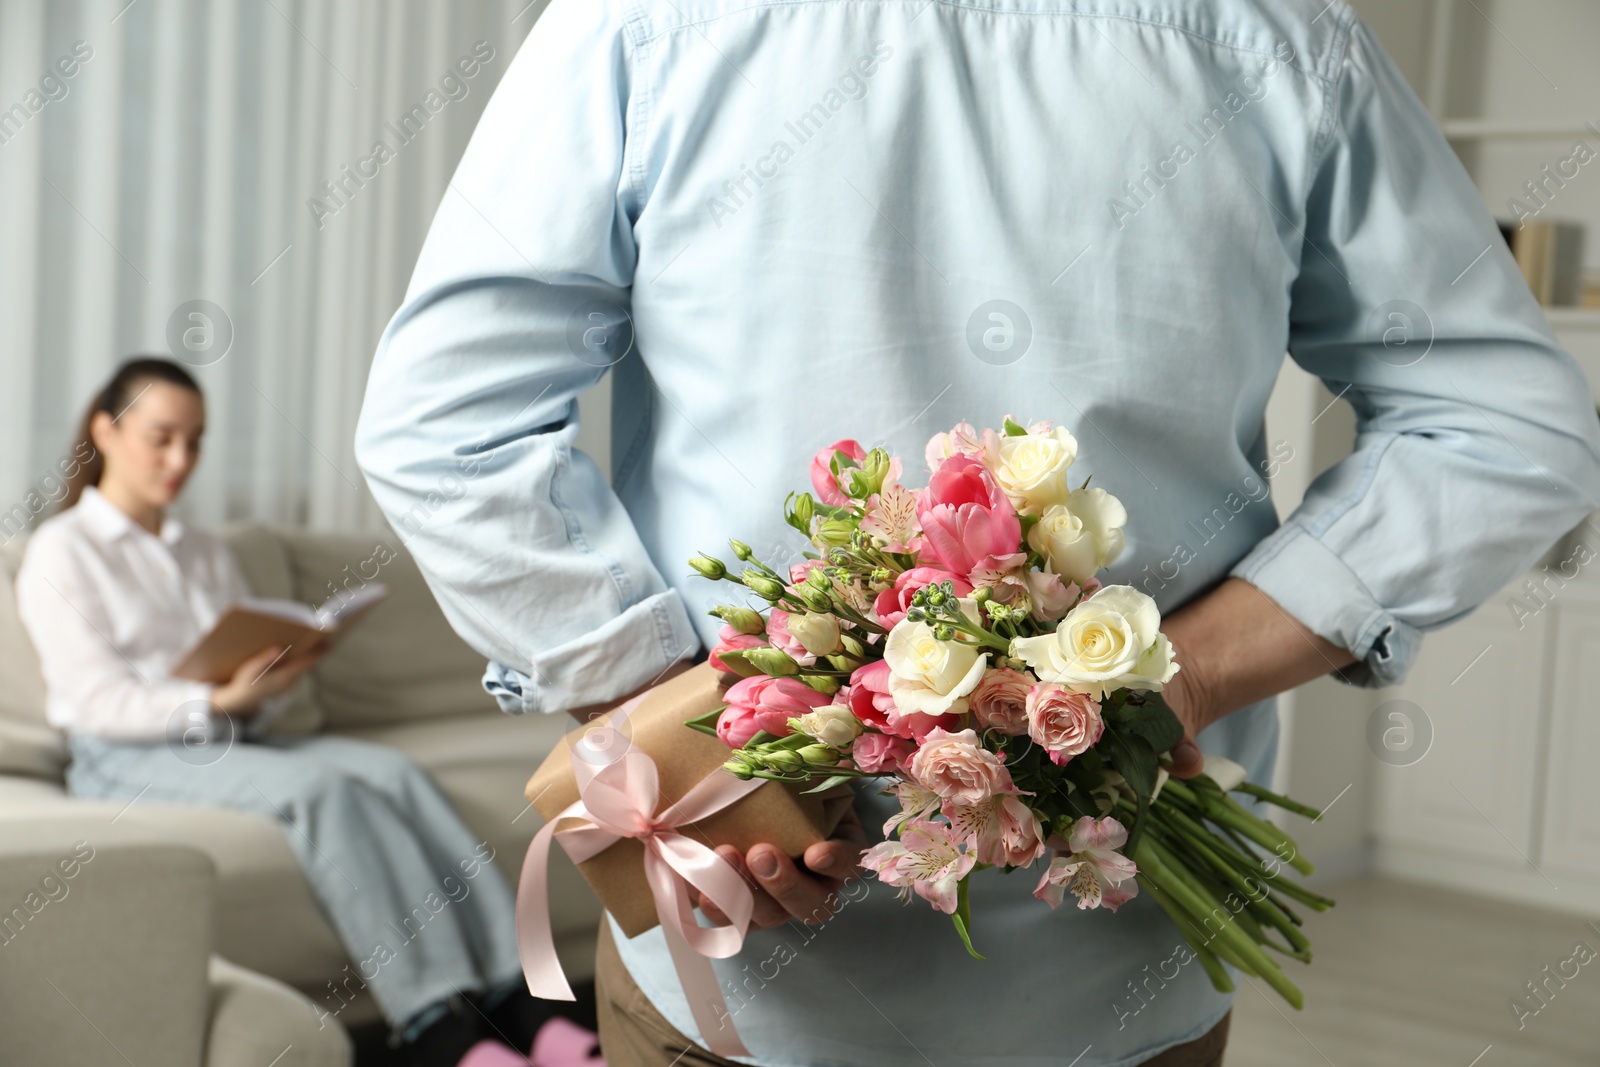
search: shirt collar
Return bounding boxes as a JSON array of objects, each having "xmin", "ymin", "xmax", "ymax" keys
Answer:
[{"xmin": 77, "ymin": 486, "xmax": 187, "ymax": 547}]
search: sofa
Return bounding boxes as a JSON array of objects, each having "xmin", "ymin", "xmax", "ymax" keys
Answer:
[{"xmin": 0, "ymin": 524, "xmax": 602, "ymax": 1064}]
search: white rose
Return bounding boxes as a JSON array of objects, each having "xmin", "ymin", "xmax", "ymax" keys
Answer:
[
  {"xmin": 884, "ymin": 616, "xmax": 990, "ymax": 716},
  {"xmin": 786, "ymin": 611, "xmax": 843, "ymax": 657},
  {"xmin": 795, "ymin": 705, "xmax": 864, "ymax": 747},
  {"xmin": 1025, "ymin": 488, "xmax": 1128, "ymax": 585},
  {"xmin": 987, "ymin": 427, "xmax": 1079, "ymax": 513},
  {"xmin": 1009, "ymin": 585, "xmax": 1177, "ymax": 698}
]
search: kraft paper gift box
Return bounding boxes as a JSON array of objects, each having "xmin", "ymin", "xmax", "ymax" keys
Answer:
[{"xmin": 524, "ymin": 660, "xmax": 855, "ymax": 938}]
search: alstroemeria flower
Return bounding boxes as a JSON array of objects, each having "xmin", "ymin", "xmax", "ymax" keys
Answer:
[
  {"xmin": 1033, "ymin": 816, "xmax": 1139, "ymax": 911},
  {"xmin": 860, "ymin": 820, "xmax": 976, "ymax": 914},
  {"xmin": 947, "ymin": 794, "xmax": 1047, "ymax": 868}
]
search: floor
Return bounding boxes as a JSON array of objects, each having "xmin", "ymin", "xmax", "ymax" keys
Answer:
[{"xmin": 1226, "ymin": 877, "xmax": 1600, "ymax": 1067}]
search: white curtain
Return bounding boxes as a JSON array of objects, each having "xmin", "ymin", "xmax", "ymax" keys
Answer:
[{"xmin": 0, "ymin": 0, "xmax": 546, "ymax": 534}]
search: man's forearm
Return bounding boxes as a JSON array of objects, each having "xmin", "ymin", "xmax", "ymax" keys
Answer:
[{"xmin": 1160, "ymin": 577, "xmax": 1357, "ymax": 738}]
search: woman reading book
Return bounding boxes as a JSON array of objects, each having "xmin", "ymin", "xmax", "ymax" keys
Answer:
[{"xmin": 16, "ymin": 357, "xmax": 533, "ymax": 1062}]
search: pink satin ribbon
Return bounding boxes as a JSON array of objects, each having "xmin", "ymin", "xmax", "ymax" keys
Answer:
[{"xmin": 516, "ymin": 693, "xmax": 767, "ymax": 1058}]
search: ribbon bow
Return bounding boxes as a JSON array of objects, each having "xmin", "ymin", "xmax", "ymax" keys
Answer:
[{"xmin": 516, "ymin": 694, "xmax": 767, "ymax": 1057}]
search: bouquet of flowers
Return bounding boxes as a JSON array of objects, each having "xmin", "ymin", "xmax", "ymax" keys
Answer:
[{"xmin": 684, "ymin": 418, "xmax": 1335, "ymax": 1009}]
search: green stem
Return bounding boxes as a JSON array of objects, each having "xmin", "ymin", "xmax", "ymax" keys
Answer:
[{"xmin": 1233, "ymin": 781, "xmax": 1325, "ymax": 821}]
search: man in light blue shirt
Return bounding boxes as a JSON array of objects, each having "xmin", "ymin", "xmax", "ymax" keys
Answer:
[{"xmin": 355, "ymin": 1, "xmax": 1600, "ymax": 1063}]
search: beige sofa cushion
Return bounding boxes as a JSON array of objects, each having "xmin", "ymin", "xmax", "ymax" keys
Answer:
[
  {"xmin": 277, "ymin": 530, "xmax": 498, "ymax": 728},
  {"xmin": 217, "ymin": 523, "xmax": 321, "ymax": 735},
  {"xmin": 0, "ymin": 539, "xmax": 68, "ymax": 779}
]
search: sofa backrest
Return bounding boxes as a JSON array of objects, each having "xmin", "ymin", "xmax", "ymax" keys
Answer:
[
  {"xmin": 268, "ymin": 528, "xmax": 499, "ymax": 728},
  {"xmin": 0, "ymin": 538, "xmax": 67, "ymax": 779}
]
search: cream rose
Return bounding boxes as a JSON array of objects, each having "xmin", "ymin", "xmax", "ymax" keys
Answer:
[
  {"xmin": 794, "ymin": 704, "xmax": 864, "ymax": 748},
  {"xmin": 986, "ymin": 426, "xmax": 1079, "ymax": 513},
  {"xmin": 786, "ymin": 611, "xmax": 843, "ymax": 657},
  {"xmin": 883, "ymin": 617, "xmax": 990, "ymax": 716},
  {"xmin": 1009, "ymin": 585, "xmax": 1178, "ymax": 698},
  {"xmin": 1025, "ymin": 488, "xmax": 1128, "ymax": 585}
]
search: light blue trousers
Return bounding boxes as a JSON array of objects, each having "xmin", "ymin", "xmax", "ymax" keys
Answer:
[{"xmin": 66, "ymin": 732, "xmax": 525, "ymax": 1033}]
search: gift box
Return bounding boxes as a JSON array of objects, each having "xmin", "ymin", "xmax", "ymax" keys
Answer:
[{"xmin": 524, "ymin": 661, "xmax": 855, "ymax": 938}]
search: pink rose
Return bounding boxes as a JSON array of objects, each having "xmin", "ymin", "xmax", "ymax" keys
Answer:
[
  {"xmin": 709, "ymin": 625, "xmax": 765, "ymax": 673},
  {"xmin": 716, "ymin": 703, "xmax": 761, "ymax": 747},
  {"xmin": 917, "ymin": 454, "xmax": 1022, "ymax": 577},
  {"xmin": 724, "ymin": 674, "xmax": 832, "ymax": 739},
  {"xmin": 810, "ymin": 438, "xmax": 866, "ymax": 507},
  {"xmin": 1025, "ymin": 684, "xmax": 1104, "ymax": 766},
  {"xmin": 765, "ymin": 608, "xmax": 817, "ymax": 667},
  {"xmin": 908, "ymin": 727, "xmax": 1018, "ymax": 805},
  {"xmin": 871, "ymin": 566, "xmax": 973, "ymax": 630},
  {"xmin": 969, "ymin": 667, "xmax": 1035, "ymax": 736},
  {"xmin": 854, "ymin": 732, "xmax": 915, "ymax": 773}
]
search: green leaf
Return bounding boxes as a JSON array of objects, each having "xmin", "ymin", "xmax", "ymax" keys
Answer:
[
  {"xmin": 1124, "ymin": 693, "xmax": 1186, "ymax": 755},
  {"xmin": 1100, "ymin": 726, "xmax": 1160, "ymax": 799},
  {"xmin": 950, "ymin": 878, "xmax": 985, "ymax": 959},
  {"xmin": 1002, "ymin": 416, "xmax": 1028, "ymax": 437}
]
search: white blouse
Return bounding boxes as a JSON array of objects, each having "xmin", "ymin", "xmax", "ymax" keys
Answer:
[{"xmin": 16, "ymin": 486, "xmax": 252, "ymax": 741}]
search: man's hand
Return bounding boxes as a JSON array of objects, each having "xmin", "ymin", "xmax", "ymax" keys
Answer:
[
  {"xmin": 1158, "ymin": 577, "xmax": 1357, "ymax": 778},
  {"xmin": 694, "ymin": 806, "xmax": 868, "ymax": 930}
]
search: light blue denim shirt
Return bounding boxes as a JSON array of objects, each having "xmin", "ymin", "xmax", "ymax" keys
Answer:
[{"xmin": 356, "ymin": 1, "xmax": 1600, "ymax": 1063}]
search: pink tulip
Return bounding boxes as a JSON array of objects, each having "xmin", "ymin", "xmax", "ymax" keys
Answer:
[
  {"xmin": 723, "ymin": 674, "xmax": 832, "ymax": 738},
  {"xmin": 708, "ymin": 625, "xmax": 765, "ymax": 673},
  {"xmin": 917, "ymin": 454, "xmax": 1022, "ymax": 577}
]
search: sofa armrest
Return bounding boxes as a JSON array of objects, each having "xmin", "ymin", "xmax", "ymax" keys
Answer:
[
  {"xmin": 205, "ymin": 955, "xmax": 351, "ymax": 1067},
  {"xmin": 0, "ymin": 815, "xmax": 214, "ymax": 1067}
]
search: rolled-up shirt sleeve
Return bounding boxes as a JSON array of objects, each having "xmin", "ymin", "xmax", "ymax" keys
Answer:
[
  {"xmin": 353, "ymin": 0, "xmax": 700, "ymax": 716},
  {"xmin": 1232, "ymin": 15, "xmax": 1600, "ymax": 687}
]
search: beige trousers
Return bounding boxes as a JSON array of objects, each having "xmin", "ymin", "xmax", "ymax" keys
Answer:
[{"xmin": 594, "ymin": 922, "xmax": 1230, "ymax": 1067}]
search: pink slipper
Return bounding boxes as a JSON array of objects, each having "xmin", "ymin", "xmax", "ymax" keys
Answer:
[
  {"xmin": 531, "ymin": 1017, "xmax": 604, "ymax": 1067},
  {"xmin": 456, "ymin": 1039, "xmax": 531, "ymax": 1067}
]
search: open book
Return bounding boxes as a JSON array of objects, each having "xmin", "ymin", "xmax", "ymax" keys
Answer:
[{"xmin": 171, "ymin": 583, "xmax": 390, "ymax": 684}]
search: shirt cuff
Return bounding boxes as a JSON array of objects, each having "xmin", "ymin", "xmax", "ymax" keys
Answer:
[
  {"xmin": 482, "ymin": 588, "xmax": 703, "ymax": 715},
  {"xmin": 1229, "ymin": 522, "xmax": 1421, "ymax": 689}
]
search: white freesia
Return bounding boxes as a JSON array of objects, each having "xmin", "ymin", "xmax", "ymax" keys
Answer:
[
  {"xmin": 786, "ymin": 611, "xmax": 843, "ymax": 657},
  {"xmin": 1009, "ymin": 585, "xmax": 1178, "ymax": 698},
  {"xmin": 986, "ymin": 426, "xmax": 1079, "ymax": 513},
  {"xmin": 795, "ymin": 705, "xmax": 864, "ymax": 747},
  {"xmin": 884, "ymin": 608, "xmax": 990, "ymax": 716},
  {"xmin": 1026, "ymin": 488, "xmax": 1128, "ymax": 585}
]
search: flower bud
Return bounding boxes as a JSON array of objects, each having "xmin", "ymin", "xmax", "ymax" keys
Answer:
[
  {"xmin": 797, "ymin": 673, "xmax": 842, "ymax": 696},
  {"xmin": 795, "ymin": 705, "xmax": 863, "ymax": 748},
  {"xmin": 973, "ymin": 586, "xmax": 993, "ymax": 604},
  {"xmin": 743, "ymin": 646, "xmax": 800, "ymax": 677},
  {"xmin": 711, "ymin": 648, "xmax": 766, "ymax": 678},
  {"xmin": 723, "ymin": 756, "xmax": 756, "ymax": 780},
  {"xmin": 792, "ymin": 493, "xmax": 815, "ymax": 528},
  {"xmin": 744, "ymin": 574, "xmax": 788, "ymax": 601},
  {"xmin": 729, "ymin": 539, "xmax": 754, "ymax": 561},
  {"xmin": 933, "ymin": 623, "xmax": 956, "ymax": 641},
  {"xmin": 766, "ymin": 749, "xmax": 804, "ymax": 772},
  {"xmin": 798, "ymin": 744, "xmax": 841, "ymax": 767},
  {"xmin": 711, "ymin": 604, "xmax": 766, "ymax": 635},
  {"xmin": 689, "ymin": 555, "xmax": 727, "ymax": 580}
]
